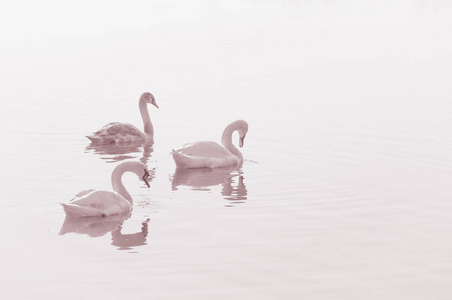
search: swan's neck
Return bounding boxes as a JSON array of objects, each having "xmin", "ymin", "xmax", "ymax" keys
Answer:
[
  {"xmin": 111, "ymin": 165, "xmax": 133, "ymax": 204},
  {"xmin": 139, "ymin": 99, "xmax": 154, "ymax": 137},
  {"xmin": 221, "ymin": 123, "xmax": 243, "ymax": 161}
]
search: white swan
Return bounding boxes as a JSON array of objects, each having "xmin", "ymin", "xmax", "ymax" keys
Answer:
[
  {"xmin": 61, "ymin": 161, "xmax": 150, "ymax": 217},
  {"xmin": 86, "ymin": 92, "xmax": 158, "ymax": 144},
  {"xmin": 172, "ymin": 120, "xmax": 248, "ymax": 169}
]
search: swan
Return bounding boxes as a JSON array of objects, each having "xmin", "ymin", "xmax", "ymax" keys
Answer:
[
  {"xmin": 86, "ymin": 92, "xmax": 158, "ymax": 144},
  {"xmin": 60, "ymin": 161, "xmax": 150, "ymax": 217},
  {"xmin": 172, "ymin": 120, "xmax": 248, "ymax": 169}
]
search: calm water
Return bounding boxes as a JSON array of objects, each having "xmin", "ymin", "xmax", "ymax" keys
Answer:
[{"xmin": 1, "ymin": 0, "xmax": 452, "ymax": 299}]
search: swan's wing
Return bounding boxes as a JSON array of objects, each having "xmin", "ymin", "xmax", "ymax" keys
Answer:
[
  {"xmin": 60, "ymin": 203, "xmax": 105, "ymax": 217},
  {"xmin": 69, "ymin": 190, "xmax": 131, "ymax": 211},
  {"xmin": 70, "ymin": 190, "xmax": 122, "ymax": 205},
  {"xmin": 95, "ymin": 122, "xmax": 144, "ymax": 137},
  {"xmin": 173, "ymin": 142, "xmax": 239, "ymax": 168},
  {"xmin": 87, "ymin": 122, "xmax": 145, "ymax": 144},
  {"xmin": 71, "ymin": 189, "xmax": 96, "ymax": 201},
  {"xmin": 173, "ymin": 150, "xmax": 238, "ymax": 169},
  {"xmin": 176, "ymin": 141, "xmax": 232, "ymax": 157}
]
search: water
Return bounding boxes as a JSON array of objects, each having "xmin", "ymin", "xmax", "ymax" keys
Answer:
[{"xmin": 1, "ymin": 0, "xmax": 452, "ymax": 298}]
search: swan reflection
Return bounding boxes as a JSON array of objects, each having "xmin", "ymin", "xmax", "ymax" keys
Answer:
[
  {"xmin": 85, "ymin": 140, "xmax": 154, "ymax": 165},
  {"xmin": 59, "ymin": 214, "xmax": 151, "ymax": 250},
  {"xmin": 111, "ymin": 219, "xmax": 150, "ymax": 250},
  {"xmin": 171, "ymin": 165, "xmax": 247, "ymax": 206},
  {"xmin": 59, "ymin": 212, "xmax": 131, "ymax": 237},
  {"xmin": 222, "ymin": 175, "xmax": 247, "ymax": 207}
]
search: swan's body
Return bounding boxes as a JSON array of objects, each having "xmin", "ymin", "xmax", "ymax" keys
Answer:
[
  {"xmin": 172, "ymin": 120, "xmax": 248, "ymax": 169},
  {"xmin": 172, "ymin": 141, "xmax": 240, "ymax": 169},
  {"xmin": 86, "ymin": 92, "xmax": 158, "ymax": 144},
  {"xmin": 61, "ymin": 161, "xmax": 150, "ymax": 217}
]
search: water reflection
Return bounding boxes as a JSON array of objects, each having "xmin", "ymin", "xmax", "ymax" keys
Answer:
[
  {"xmin": 222, "ymin": 174, "xmax": 247, "ymax": 207},
  {"xmin": 85, "ymin": 140, "xmax": 154, "ymax": 164},
  {"xmin": 111, "ymin": 219, "xmax": 150, "ymax": 250},
  {"xmin": 171, "ymin": 165, "xmax": 248, "ymax": 206},
  {"xmin": 59, "ymin": 212, "xmax": 131, "ymax": 237},
  {"xmin": 59, "ymin": 214, "xmax": 151, "ymax": 251}
]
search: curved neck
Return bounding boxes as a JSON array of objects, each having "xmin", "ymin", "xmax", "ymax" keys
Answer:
[
  {"xmin": 221, "ymin": 123, "xmax": 243, "ymax": 161},
  {"xmin": 139, "ymin": 99, "xmax": 154, "ymax": 137},
  {"xmin": 111, "ymin": 165, "xmax": 133, "ymax": 204}
]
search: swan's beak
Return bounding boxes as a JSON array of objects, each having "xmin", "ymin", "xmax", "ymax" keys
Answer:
[
  {"xmin": 143, "ymin": 169, "xmax": 151, "ymax": 188},
  {"xmin": 152, "ymin": 101, "xmax": 159, "ymax": 109},
  {"xmin": 144, "ymin": 177, "xmax": 150, "ymax": 188},
  {"xmin": 239, "ymin": 136, "xmax": 245, "ymax": 148}
]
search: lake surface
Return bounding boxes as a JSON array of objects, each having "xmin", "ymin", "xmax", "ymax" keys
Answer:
[{"xmin": 1, "ymin": 0, "xmax": 452, "ymax": 298}]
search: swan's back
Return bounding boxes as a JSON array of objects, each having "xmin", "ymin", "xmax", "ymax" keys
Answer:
[
  {"xmin": 87, "ymin": 122, "xmax": 145, "ymax": 144},
  {"xmin": 177, "ymin": 141, "xmax": 232, "ymax": 157},
  {"xmin": 173, "ymin": 141, "xmax": 239, "ymax": 169},
  {"xmin": 61, "ymin": 190, "xmax": 132, "ymax": 217}
]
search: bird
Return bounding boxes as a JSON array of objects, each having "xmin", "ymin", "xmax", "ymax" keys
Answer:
[
  {"xmin": 61, "ymin": 161, "xmax": 150, "ymax": 217},
  {"xmin": 86, "ymin": 92, "xmax": 158, "ymax": 144},
  {"xmin": 172, "ymin": 120, "xmax": 248, "ymax": 169}
]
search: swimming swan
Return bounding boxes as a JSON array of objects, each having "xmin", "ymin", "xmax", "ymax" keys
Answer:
[
  {"xmin": 61, "ymin": 161, "xmax": 150, "ymax": 217},
  {"xmin": 86, "ymin": 92, "xmax": 158, "ymax": 144},
  {"xmin": 172, "ymin": 120, "xmax": 248, "ymax": 169}
]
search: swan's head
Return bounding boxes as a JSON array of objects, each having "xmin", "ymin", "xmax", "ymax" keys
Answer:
[
  {"xmin": 237, "ymin": 120, "xmax": 248, "ymax": 148},
  {"xmin": 141, "ymin": 92, "xmax": 159, "ymax": 109}
]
